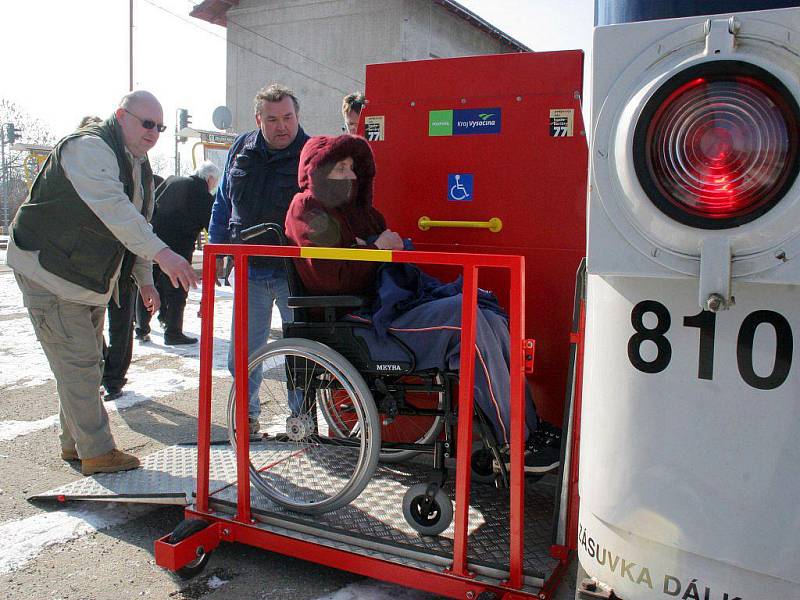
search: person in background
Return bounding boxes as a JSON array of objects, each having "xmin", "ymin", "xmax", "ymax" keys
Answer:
[
  {"xmin": 135, "ymin": 160, "xmax": 220, "ymax": 345},
  {"xmin": 208, "ymin": 83, "xmax": 310, "ymax": 437},
  {"xmin": 342, "ymin": 92, "xmax": 365, "ymax": 135},
  {"xmin": 7, "ymin": 90, "xmax": 197, "ymax": 475},
  {"xmin": 78, "ymin": 115, "xmax": 102, "ymax": 128}
]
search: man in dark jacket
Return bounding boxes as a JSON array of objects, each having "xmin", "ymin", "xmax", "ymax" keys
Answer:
[
  {"xmin": 101, "ymin": 169, "xmax": 166, "ymax": 400},
  {"xmin": 208, "ymin": 83, "xmax": 310, "ymax": 436},
  {"xmin": 135, "ymin": 160, "xmax": 220, "ymax": 345}
]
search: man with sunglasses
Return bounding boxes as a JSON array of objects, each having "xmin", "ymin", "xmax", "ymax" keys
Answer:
[{"xmin": 7, "ymin": 90, "xmax": 198, "ymax": 476}]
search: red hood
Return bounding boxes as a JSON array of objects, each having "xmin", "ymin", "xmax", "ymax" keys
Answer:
[{"xmin": 297, "ymin": 134, "xmax": 376, "ymax": 207}]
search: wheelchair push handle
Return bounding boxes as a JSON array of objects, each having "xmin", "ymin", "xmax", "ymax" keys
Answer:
[{"xmin": 240, "ymin": 222, "xmax": 287, "ymax": 243}]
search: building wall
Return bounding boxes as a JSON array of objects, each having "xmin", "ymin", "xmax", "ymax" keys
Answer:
[
  {"xmin": 399, "ymin": 0, "xmax": 512, "ymax": 60},
  {"xmin": 224, "ymin": 0, "xmax": 518, "ymax": 136}
]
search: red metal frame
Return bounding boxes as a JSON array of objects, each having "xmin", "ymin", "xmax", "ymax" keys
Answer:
[
  {"xmin": 566, "ymin": 301, "xmax": 586, "ymax": 551},
  {"xmin": 159, "ymin": 242, "xmax": 576, "ymax": 598}
]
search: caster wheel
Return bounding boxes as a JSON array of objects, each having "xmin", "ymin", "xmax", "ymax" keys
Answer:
[
  {"xmin": 470, "ymin": 446, "xmax": 498, "ymax": 485},
  {"xmin": 168, "ymin": 519, "xmax": 212, "ymax": 579},
  {"xmin": 402, "ymin": 483, "xmax": 453, "ymax": 536}
]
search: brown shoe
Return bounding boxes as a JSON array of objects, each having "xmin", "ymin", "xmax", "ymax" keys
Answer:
[
  {"xmin": 61, "ymin": 448, "xmax": 79, "ymax": 461},
  {"xmin": 81, "ymin": 449, "xmax": 140, "ymax": 476}
]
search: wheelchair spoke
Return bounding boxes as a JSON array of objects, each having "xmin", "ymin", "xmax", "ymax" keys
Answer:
[{"xmin": 227, "ymin": 339, "xmax": 380, "ymax": 514}]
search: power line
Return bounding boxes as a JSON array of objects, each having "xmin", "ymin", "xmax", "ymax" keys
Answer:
[{"xmin": 141, "ymin": 0, "xmax": 361, "ymax": 94}]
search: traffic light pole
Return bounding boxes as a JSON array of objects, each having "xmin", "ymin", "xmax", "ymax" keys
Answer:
[
  {"xmin": 1, "ymin": 122, "xmax": 23, "ymax": 232},
  {"xmin": 174, "ymin": 131, "xmax": 180, "ymax": 176},
  {"xmin": 175, "ymin": 108, "xmax": 191, "ymax": 176},
  {"xmin": 1, "ymin": 133, "xmax": 7, "ymax": 233},
  {"xmin": 174, "ymin": 108, "xmax": 180, "ymax": 176}
]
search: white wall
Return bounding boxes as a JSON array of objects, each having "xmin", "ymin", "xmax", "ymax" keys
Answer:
[{"xmin": 224, "ymin": 0, "xmax": 519, "ymax": 136}]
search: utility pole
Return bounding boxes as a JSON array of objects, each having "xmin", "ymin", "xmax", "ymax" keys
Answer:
[
  {"xmin": 0, "ymin": 123, "xmax": 21, "ymax": 233},
  {"xmin": 129, "ymin": 0, "xmax": 134, "ymax": 91},
  {"xmin": 1, "ymin": 130, "xmax": 6, "ymax": 233},
  {"xmin": 175, "ymin": 109, "xmax": 191, "ymax": 175}
]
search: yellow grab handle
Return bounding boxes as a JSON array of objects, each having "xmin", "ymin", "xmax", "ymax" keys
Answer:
[{"xmin": 418, "ymin": 216, "xmax": 503, "ymax": 233}]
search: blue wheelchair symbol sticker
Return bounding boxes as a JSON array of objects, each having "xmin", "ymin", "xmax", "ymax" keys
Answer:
[{"xmin": 448, "ymin": 173, "xmax": 473, "ymax": 201}]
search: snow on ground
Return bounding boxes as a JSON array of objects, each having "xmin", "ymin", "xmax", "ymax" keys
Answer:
[
  {"xmin": 0, "ymin": 503, "xmax": 154, "ymax": 574},
  {"xmin": 0, "ymin": 280, "xmax": 54, "ymax": 388},
  {"xmin": 316, "ymin": 580, "xmax": 435, "ymax": 600},
  {"xmin": 0, "ymin": 414, "xmax": 60, "ymax": 442},
  {"xmin": 207, "ymin": 575, "xmax": 230, "ymax": 589}
]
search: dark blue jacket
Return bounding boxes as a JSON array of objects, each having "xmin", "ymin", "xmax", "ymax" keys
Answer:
[{"xmin": 209, "ymin": 126, "xmax": 309, "ymax": 271}]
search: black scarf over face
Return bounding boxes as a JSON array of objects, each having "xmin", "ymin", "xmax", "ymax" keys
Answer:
[{"xmin": 312, "ymin": 165, "xmax": 355, "ymax": 209}]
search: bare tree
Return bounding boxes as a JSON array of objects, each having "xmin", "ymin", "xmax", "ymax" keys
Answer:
[
  {"xmin": 148, "ymin": 153, "xmax": 171, "ymax": 181},
  {"xmin": 1, "ymin": 99, "xmax": 56, "ymax": 230}
]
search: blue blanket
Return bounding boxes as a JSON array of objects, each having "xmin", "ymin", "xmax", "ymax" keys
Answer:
[{"xmin": 366, "ymin": 241, "xmax": 507, "ymax": 338}]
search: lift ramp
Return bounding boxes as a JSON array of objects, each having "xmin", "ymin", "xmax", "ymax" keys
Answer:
[
  {"xmin": 31, "ymin": 444, "xmax": 221, "ymax": 505},
  {"xmin": 32, "ymin": 442, "xmax": 560, "ymax": 587}
]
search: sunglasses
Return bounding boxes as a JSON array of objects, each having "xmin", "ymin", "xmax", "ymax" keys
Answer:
[{"xmin": 124, "ymin": 109, "xmax": 167, "ymax": 133}]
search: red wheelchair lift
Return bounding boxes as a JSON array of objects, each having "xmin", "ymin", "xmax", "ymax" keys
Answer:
[
  {"xmin": 156, "ymin": 49, "xmax": 588, "ymax": 598},
  {"xmin": 154, "ymin": 243, "xmax": 584, "ymax": 599}
]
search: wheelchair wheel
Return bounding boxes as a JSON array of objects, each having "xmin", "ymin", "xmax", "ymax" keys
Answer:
[
  {"xmin": 402, "ymin": 482, "xmax": 453, "ymax": 536},
  {"xmin": 320, "ymin": 374, "xmax": 446, "ymax": 463},
  {"xmin": 227, "ymin": 338, "xmax": 380, "ymax": 514}
]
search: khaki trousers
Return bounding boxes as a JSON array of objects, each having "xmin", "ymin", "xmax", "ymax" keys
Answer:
[{"xmin": 15, "ymin": 272, "xmax": 115, "ymax": 459}]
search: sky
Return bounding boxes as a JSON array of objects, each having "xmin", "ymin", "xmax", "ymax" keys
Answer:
[{"xmin": 0, "ymin": 0, "xmax": 594, "ymax": 173}]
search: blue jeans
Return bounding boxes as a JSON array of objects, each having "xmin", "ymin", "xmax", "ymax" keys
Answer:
[{"xmin": 227, "ymin": 273, "xmax": 293, "ymax": 418}]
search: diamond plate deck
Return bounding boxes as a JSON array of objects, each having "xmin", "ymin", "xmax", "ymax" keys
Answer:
[
  {"xmin": 212, "ymin": 441, "xmax": 559, "ymax": 584},
  {"xmin": 32, "ymin": 443, "xmax": 559, "ymax": 584}
]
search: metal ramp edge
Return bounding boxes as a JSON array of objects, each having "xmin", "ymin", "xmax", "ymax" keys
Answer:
[{"xmin": 29, "ymin": 444, "xmax": 229, "ymax": 505}]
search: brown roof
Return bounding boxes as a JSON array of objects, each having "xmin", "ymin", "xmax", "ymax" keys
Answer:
[{"xmin": 189, "ymin": 0, "xmax": 531, "ymax": 52}]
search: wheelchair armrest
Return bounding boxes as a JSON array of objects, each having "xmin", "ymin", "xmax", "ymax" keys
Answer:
[{"xmin": 287, "ymin": 295, "xmax": 367, "ymax": 309}]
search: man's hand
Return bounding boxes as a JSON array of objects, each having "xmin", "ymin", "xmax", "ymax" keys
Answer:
[
  {"xmin": 139, "ymin": 284, "xmax": 161, "ymax": 314},
  {"xmin": 154, "ymin": 248, "xmax": 199, "ymax": 291},
  {"xmin": 374, "ymin": 229, "xmax": 404, "ymax": 250}
]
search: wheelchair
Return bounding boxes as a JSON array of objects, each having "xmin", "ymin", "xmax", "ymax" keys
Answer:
[{"xmin": 225, "ymin": 224, "xmax": 507, "ymax": 535}]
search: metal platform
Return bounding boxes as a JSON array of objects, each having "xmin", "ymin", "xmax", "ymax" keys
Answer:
[
  {"xmin": 33, "ymin": 443, "xmax": 559, "ymax": 586},
  {"xmin": 32, "ymin": 444, "xmax": 234, "ymax": 505}
]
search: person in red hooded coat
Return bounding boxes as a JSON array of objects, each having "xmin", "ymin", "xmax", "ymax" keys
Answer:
[
  {"xmin": 285, "ymin": 135, "xmax": 560, "ymax": 474},
  {"xmin": 285, "ymin": 134, "xmax": 404, "ymax": 293}
]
